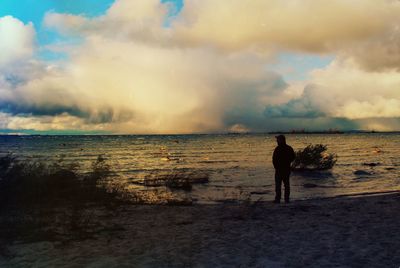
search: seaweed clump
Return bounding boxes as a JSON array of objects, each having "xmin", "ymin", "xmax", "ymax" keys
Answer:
[{"xmin": 143, "ymin": 171, "xmax": 209, "ymax": 192}]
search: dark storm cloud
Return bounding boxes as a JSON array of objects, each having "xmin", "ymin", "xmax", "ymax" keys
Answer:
[
  {"xmin": 0, "ymin": 100, "xmax": 88, "ymax": 117},
  {"xmin": 0, "ymin": 100, "xmax": 135, "ymax": 124},
  {"xmin": 223, "ymin": 110, "xmax": 358, "ymax": 132},
  {"xmin": 263, "ymin": 98, "xmax": 325, "ymax": 118},
  {"xmin": 263, "ymin": 83, "xmax": 325, "ymax": 119}
]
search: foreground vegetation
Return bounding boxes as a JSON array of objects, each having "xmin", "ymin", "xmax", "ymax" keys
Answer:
[
  {"xmin": 0, "ymin": 154, "xmax": 213, "ymax": 255},
  {"xmin": 0, "ymin": 154, "xmax": 121, "ymax": 209},
  {"xmin": 0, "ymin": 154, "xmax": 128, "ymax": 255}
]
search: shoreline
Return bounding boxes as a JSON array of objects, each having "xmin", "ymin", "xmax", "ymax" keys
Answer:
[
  {"xmin": 1, "ymin": 191, "xmax": 400, "ymax": 267},
  {"xmin": 293, "ymin": 189, "xmax": 400, "ymax": 201},
  {"xmin": 2, "ymin": 131, "xmax": 400, "ymax": 137}
]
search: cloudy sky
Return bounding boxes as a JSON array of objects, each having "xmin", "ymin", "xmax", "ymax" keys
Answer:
[{"xmin": 1, "ymin": 0, "xmax": 400, "ymax": 134}]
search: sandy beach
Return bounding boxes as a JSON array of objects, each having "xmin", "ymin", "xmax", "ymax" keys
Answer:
[{"xmin": 1, "ymin": 191, "xmax": 399, "ymax": 267}]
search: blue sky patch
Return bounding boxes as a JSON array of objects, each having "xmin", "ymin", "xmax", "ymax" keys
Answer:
[{"xmin": 267, "ymin": 53, "xmax": 334, "ymax": 82}]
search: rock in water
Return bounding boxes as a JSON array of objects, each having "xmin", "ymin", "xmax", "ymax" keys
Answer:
[
  {"xmin": 363, "ymin": 162, "xmax": 380, "ymax": 167},
  {"xmin": 354, "ymin": 170, "xmax": 372, "ymax": 176}
]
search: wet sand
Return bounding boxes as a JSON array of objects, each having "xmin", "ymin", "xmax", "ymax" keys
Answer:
[{"xmin": 1, "ymin": 192, "xmax": 400, "ymax": 267}]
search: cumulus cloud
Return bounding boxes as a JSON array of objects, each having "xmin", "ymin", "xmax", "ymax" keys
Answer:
[
  {"xmin": 342, "ymin": 25, "xmax": 400, "ymax": 71},
  {"xmin": 172, "ymin": 0, "xmax": 400, "ymax": 72},
  {"xmin": 44, "ymin": 0, "xmax": 171, "ymax": 44},
  {"xmin": 1, "ymin": 33, "xmax": 289, "ymax": 133},
  {"xmin": 46, "ymin": 0, "xmax": 400, "ymax": 72},
  {"xmin": 0, "ymin": 112, "xmax": 88, "ymax": 132},
  {"xmin": 1, "ymin": 0, "xmax": 400, "ymax": 133},
  {"xmin": 0, "ymin": 16, "xmax": 35, "ymax": 67},
  {"xmin": 266, "ymin": 59, "xmax": 400, "ymax": 130},
  {"xmin": 174, "ymin": 0, "xmax": 400, "ymax": 53},
  {"xmin": 309, "ymin": 60, "xmax": 400, "ymax": 119},
  {"xmin": 43, "ymin": 13, "xmax": 89, "ymax": 34},
  {"xmin": 1, "ymin": 1, "xmax": 299, "ymax": 133}
]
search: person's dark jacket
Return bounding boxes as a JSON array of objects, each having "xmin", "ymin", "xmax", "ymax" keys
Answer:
[{"xmin": 273, "ymin": 144, "xmax": 296, "ymax": 171}]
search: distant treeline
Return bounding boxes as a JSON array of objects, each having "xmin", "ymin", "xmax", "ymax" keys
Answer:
[{"xmin": 269, "ymin": 130, "xmax": 400, "ymax": 134}]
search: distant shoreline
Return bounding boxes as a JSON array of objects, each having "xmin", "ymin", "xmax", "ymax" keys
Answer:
[
  {"xmin": 268, "ymin": 130, "xmax": 400, "ymax": 135},
  {"xmin": 1, "ymin": 131, "xmax": 400, "ymax": 136}
]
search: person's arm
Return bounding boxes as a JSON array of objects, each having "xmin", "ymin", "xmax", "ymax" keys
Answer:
[{"xmin": 272, "ymin": 148, "xmax": 278, "ymax": 168}]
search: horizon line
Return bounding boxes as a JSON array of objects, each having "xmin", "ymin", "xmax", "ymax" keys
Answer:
[{"xmin": 1, "ymin": 130, "xmax": 400, "ymax": 136}]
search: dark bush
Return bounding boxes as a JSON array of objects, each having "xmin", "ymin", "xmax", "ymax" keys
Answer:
[
  {"xmin": 0, "ymin": 154, "xmax": 122, "ymax": 209},
  {"xmin": 0, "ymin": 154, "xmax": 136, "ymax": 250},
  {"xmin": 291, "ymin": 144, "xmax": 337, "ymax": 171}
]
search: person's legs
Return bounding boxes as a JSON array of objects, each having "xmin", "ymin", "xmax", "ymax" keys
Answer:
[
  {"xmin": 282, "ymin": 173, "xmax": 290, "ymax": 203},
  {"xmin": 274, "ymin": 171, "xmax": 282, "ymax": 202}
]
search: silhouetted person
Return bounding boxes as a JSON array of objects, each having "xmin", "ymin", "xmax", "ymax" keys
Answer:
[{"xmin": 272, "ymin": 135, "xmax": 295, "ymax": 203}]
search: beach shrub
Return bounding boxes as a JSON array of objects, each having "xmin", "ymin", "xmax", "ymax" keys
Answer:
[
  {"xmin": 86, "ymin": 155, "xmax": 112, "ymax": 186},
  {"xmin": 291, "ymin": 144, "xmax": 337, "ymax": 171},
  {"xmin": 0, "ymin": 154, "xmax": 123, "ymax": 209},
  {"xmin": 0, "ymin": 154, "xmax": 134, "ymax": 249}
]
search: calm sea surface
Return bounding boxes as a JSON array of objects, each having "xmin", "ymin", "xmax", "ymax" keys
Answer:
[{"xmin": 1, "ymin": 134, "xmax": 399, "ymax": 203}]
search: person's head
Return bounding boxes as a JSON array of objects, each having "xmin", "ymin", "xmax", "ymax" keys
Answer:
[{"xmin": 275, "ymin": 134, "xmax": 286, "ymax": 146}]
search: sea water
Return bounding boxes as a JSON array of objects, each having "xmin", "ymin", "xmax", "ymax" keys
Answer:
[{"xmin": 1, "ymin": 133, "xmax": 399, "ymax": 203}]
